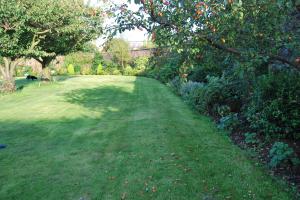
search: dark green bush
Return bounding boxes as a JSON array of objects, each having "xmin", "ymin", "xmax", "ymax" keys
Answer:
[
  {"xmin": 217, "ymin": 113, "xmax": 240, "ymax": 131},
  {"xmin": 190, "ymin": 76, "xmax": 230, "ymax": 115},
  {"xmin": 144, "ymin": 62, "xmax": 179, "ymax": 83},
  {"xmin": 145, "ymin": 51, "xmax": 182, "ymax": 83},
  {"xmin": 244, "ymin": 133, "xmax": 259, "ymax": 145},
  {"xmin": 269, "ymin": 142, "xmax": 299, "ymax": 168},
  {"xmin": 245, "ymin": 72, "xmax": 300, "ymax": 139},
  {"xmin": 188, "ymin": 65, "xmax": 222, "ymax": 83},
  {"xmin": 74, "ymin": 65, "xmax": 81, "ymax": 75}
]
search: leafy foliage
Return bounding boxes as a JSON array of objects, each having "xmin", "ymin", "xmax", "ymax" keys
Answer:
[
  {"xmin": 0, "ymin": 0, "xmax": 103, "ymax": 92},
  {"xmin": 106, "ymin": 39, "xmax": 131, "ymax": 69},
  {"xmin": 269, "ymin": 142, "xmax": 298, "ymax": 168},
  {"xmin": 67, "ymin": 64, "xmax": 75, "ymax": 75},
  {"xmin": 64, "ymin": 52, "xmax": 94, "ymax": 75},
  {"xmin": 244, "ymin": 133, "xmax": 259, "ymax": 145},
  {"xmin": 133, "ymin": 56, "xmax": 149, "ymax": 70},
  {"xmin": 246, "ymin": 72, "xmax": 300, "ymax": 139},
  {"xmin": 97, "ymin": 64, "xmax": 104, "ymax": 75}
]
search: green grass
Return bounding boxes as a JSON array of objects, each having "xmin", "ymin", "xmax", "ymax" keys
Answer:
[{"xmin": 0, "ymin": 76, "xmax": 294, "ymax": 199}]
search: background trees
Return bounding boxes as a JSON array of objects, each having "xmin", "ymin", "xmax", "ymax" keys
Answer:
[{"xmin": 106, "ymin": 38, "xmax": 131, "ymax": 70}]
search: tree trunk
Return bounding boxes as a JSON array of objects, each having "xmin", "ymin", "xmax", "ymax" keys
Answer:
[
  {"xmin": 121, "ymin": 52, "xmax": 124, "ymax": 71},
  {"xmin": 0, "ymin": 57, "xmax": 17, "ymax": 93},
  {"xmin": 37, "ymin": 56, "xmax": 55, "ymax": 80}
]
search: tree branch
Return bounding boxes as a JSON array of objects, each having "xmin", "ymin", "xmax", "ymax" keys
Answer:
[
  {"xmin": 29, "ymin": 30, "xmax": 51, "ymax": 50},
  {"xmin": 151, "ymin": 13, "xmax": 299, "ymax": 69},
  {"xmin": 201, "ymin": 37, "xmax": 241, "ymax": 56}
]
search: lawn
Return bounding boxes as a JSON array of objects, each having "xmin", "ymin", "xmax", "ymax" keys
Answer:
[{"xmin": 0, "ymin": 76, "xmax": 294, "ymax": 199}]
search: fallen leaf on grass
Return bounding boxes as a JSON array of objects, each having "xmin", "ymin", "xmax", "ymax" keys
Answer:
[{"xmin": 121, "ymin": 192, "xmax": 127, "ymax": 200}]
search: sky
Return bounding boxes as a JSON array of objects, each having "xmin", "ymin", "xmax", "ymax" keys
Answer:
[{"xmin": 86, "ymin": 0, "xmax": 149, "ymax": 47}]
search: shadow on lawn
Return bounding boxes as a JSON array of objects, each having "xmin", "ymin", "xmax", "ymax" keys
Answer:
[
  {"xmin": 64, "ymin": 86, "xmax": 133, "ymax": 111},
  {"xmin": 1, "ymin": 77, "xmax": 141, "ymax": 145},
  {"xmin": 0, "ymin": 77, "xmax": 295, "ymax": 199},
  {"xmin": 0, "ymin": 79, "xmax": 142, "ymax": 200}
]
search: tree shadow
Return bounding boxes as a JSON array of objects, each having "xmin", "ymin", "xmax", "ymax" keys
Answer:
[
  {"xmin": 64, "ymin": 85, "xmax": 132, "ymax": 111},
  {"xmin": 0, "ymin": 81, "xmax": 140, "ymax": 199},
  {"xmin": 0, "ymin": 77, "xmax": 294, "ymax": 199}
]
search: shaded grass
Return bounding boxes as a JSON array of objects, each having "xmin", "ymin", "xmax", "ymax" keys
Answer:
[{"xmin": 0, "ymin": 76, "xmax": 295, "ymax": 199}]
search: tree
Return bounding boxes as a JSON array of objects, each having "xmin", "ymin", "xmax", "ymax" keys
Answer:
[
  {"xmin": 0, "ymin": 0, "xmax": 50, "ymax": 92},
  {"xmin": 23, "ymin": 0, "xmax": 103, "ymax": 78},
  {"xmin": 0, "ymin": 0, "xmax": 103, "ymax": 92},
  {"xmin": 106, "ymin": 38, "xmax": 131, "ymax": 70},
  {"xmin": 24, "ymin": 0, "xmax": 103, "ymax": 77},
  {"xmin": 112, "ymin": 0, "xmax": 299, "ymax": 71}
]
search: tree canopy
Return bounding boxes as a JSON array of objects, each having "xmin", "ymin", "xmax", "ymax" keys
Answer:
[
  {"xmin": 0, "ymin": 0, "xmax": 103, "ymax": 91},
  {"xmin": 113, "ymin": 0, "xmax": 300, "ymax": 70}
]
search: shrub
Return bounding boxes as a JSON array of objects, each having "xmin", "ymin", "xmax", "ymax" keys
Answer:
[
  {"xmin": 112, "ymin": 69, "xmax": 121, "ymax": 75},
  {"xmin": 92, "ymin": 52, "xmax": 104, "ymax": 74},
  {"xmin": 244, "ymin": 133, "xmax": 259, "ymax": 145},
  {"xmin": 74, "ymin": 65, "xmax": 81, "ymax": 75},
  {"xmin": 217, "ymin": 105, "xmax": 231, "ymax": 117},
  {"xmin": 65, "ymin": 52, "xmax": 94, "ymax": 74},
  {"xmin": 80, "ymin": 65, "xmax": 92, "ymax": 75},
  {"xmin": 168, "ymin": 76, "xmax": 182, "ymax": 94},
  {"xmin": 191, "ymin": 75, "xmax": 248, "ymax": 116},
  {"xmin": 245, "ymin": 72, "xmax": 300, "ymax": 139},
  {"xmin": 103, "ymin": 60, "xmax": 119, "ymax": 70},
  {"xmin": 269, "ymin": 142, "xmax": 298, "ymax": 168},
  {"xmin": 41, "ymin": 68, "xmax": 52, "ymax": 79},
  {"xmin": 123, "ymin": 66, "xmax": 136, "ymax": 76},
  {"xmin": 189, "ymin": 65, "xmax": 222, "ymax": 83},
  {"xmin": 191, "ymin": 76, "xmax": 226, "ymax": 115},
  {"xmin": 67, "ymin": 64, "xmax": 75, "ymax": 75},
  {"xmin": 145, "ymin": 52, "xmax": 182, "ymax": 83},
  {"xmin": 217, "ymin": 113, "xmax": 239, "ymax": 131},
  {"xmin": 180, "ymin": 81, "xmax": 204, "ymax": 103},
  {"xmin": 157, "ymin": 63, "xmax": 179, "ymax": 83},
  {"xmin": 134, "ymin": 56, "xmax": 149, "ymax": 70},
  {"xmin": 97, "ymin": 64, "xmax": 104, "ymax": 75}
]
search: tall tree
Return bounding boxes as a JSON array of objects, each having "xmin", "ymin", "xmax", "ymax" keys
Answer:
[{"xmin": 106, "ymin": 38, "xmax": 131, "ymax": 70}]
